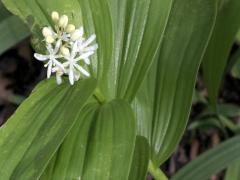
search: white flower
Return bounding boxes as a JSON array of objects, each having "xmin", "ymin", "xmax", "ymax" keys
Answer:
[
  {"xmin": 62, "ymin": 42, "xmax": 91, "ymax": 85},
  {"xmin": 34, "ymin": 11, "xmax": 98, "ymax": 85},
  {"xmin": 34, "ymin": 39, "xmax": 65, "ymax": 78},
  {"xmin": 77, "ymin": 32, "xmax": 98, "ymax": 65}
]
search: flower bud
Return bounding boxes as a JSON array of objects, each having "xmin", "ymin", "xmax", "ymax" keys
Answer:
[
  {"xmin": 66, "ymin": 24, "xmax": 76, "ymax": 33},
  {"xmin": 42, "ymin": 27, "xmax": 53, "ymax": 37},
  {"xmin": 45, "ymin": 36, "xmax": 55, "ymax": 44},
  {"xmin": 51, "ymin": 11, "xmax": 59, "ymax": 22},
  {"xmin": 58, "ymin": 15, "xmax": 68, "ymax": 28},
  {"xmin": 60, "ymin": 46, "xmax": 70, "ymax": 56},
  {"xmin": 71, "ymin": 29, "xmax": 83, "ymax": 41}
]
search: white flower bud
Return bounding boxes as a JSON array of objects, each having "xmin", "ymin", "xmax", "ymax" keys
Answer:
[
  {"xmin": 45, "ymin": 36, "xmax": 55, "ymax": 44},
  {"xmin": 66, "ymin": 24, "xmax": 76, "ymax": 33},
  {"xmin": 58, "ymin": 15, "xmax": 68, "ymax": 28},
  {"xmin": 60, "ymin": 46, "xmax": 70, "ymax": 56},
  {"xmin": 42, "ymin": 27, "xmax": 53, "ymax": 37},
  {"xmin": 71, "ymin": 29, "xmax": 83, "ymax": 41},
  {"xmin": 51, "ymin": 11, "xmax": 59, "ymax": 22}
]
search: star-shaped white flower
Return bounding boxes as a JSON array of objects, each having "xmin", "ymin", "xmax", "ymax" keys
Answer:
[
  {"xmin": 62, "ymin": 42, "xmax": 91, "ymax": 85},
  {"xmin": 75, "ymin": 27, "xmax": 98, "ymax": 65},
  {"xmin": 34, "ymin": 39, "xmax": 65, "ymax": 78}
]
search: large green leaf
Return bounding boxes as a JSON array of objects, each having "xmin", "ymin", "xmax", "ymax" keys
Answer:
[
  {"xmin": 39, "ymin": 103, "xmax": 99, "ymax": 180},
  {"xmin": 172, "ymin": 136, "xmax": 240, "ymax": 180},
  {"xmin": 202, "ymin": 0, "xmax": 240, "ymax": 106},
  {"xmin": 0, "ymin": 1, "xmax": 11, "ymax": 20},
  {"xmin": 82, "ymin": 100, "xmax": 136, "ymax": 180},
  {"xmin": 133, "ymin": 0, "xmax": 217, "ymax": 165},
  {"xmin": 2, "ymin": 0, "xmax": 83, "ymax": 52},
  {"xmin": 0, "ymin": 78, "xmax": 96, "ymax": 180},
  {"xmin": 225, "ymin": 161, "xmax": 240, "ymax": 180},
  {"xmin": 0, "ymin": 2, "xmax": 29, "ymax": 55},
  {"xmin": 128, "ymin": 136, "xmax": 150, "ymax": 180},
  {"xmin": 2, "ymin": 0, "xmax": 82, "ymax": 27},
  {"xmin": 0, "ymin": 15, "xmax": 30, "ymax": 55},
  {"xmin": 40, "ymin": 99, "xmax": 136, "ymax": 180},
  {"xmin": 79, "ymin": 0, "xmax": 173, "ymax": 101}
]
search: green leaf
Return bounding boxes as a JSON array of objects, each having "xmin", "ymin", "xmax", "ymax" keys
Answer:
[
  {"xmin": 79, "ymin": 0, "xmax": 173, "ymax": 101},
  {"xmin": 40, "ymin": 99, "xmax": 136, "ymax": 180},
  {"xmin": 202, "ymin": 0, "xmax": 240, "ymax": 106},
  {"xmin": 172, "ymin": 136, "xmax": 240, "ymax": 180},
  {"xmin": 2, "ymin": 0, "xmax": 82, "ymax": 27},
  {"xmin": 0, "ymin": 2, "xmax": 29, "ymax": 55},
  {"xmin": 217, "ymin": 104, "xmax": 240, "ymax": 117},
  {"xmin": 0, "ymin": 1, "xmax": 11, "ymax": 20},
  {"xmin": 231, "ymin": 52, "xmax": 240, "ymax": 79},
  {"xmin": 131, "ymin": 62, "xmax": 157, "ymax": 141},
  {"xmin": 82, "ymin": 99, "xmax": 136, "ymax": 180},
  {"xmin": 188, "ymin": 117, "xmax": 223, "ymax": 132},
  {"xmin": 39, "ymin": 103, "xmax": 99, "ymax": 180},
  {"xmin": 236, "ymin": 29, "xmax": 240, "ymax": 43},
  {"xmin": 133, "ymin": 0, "xmax": 217, "ymax": 165},
  {"xmin": 128, "ymin": 136, "xmax": 150, "ymax": 180},
  {"xmin": 225, "ymin": 161, "xmax": 240, "ymax": 180},
  {"xmin": 0, "ymin": 78, "xmax": 97, "ymax": 180},
  {"xmin": 2, "ymin": 0, "xmax": 83, "ymax": 52},
  {"xmin": 0, "ymin": 15, "xmax": 30, "ymax": 55}
]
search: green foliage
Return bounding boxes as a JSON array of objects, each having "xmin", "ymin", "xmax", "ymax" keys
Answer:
[
  {"xmin": 41, "ymin": 100, "xmax": 137, "ymax": 180},
  {"xmin": 0, "ymin": 1, "xmax": 29, "ymax": 55},
  {"xmin": 133, "ymin": 0, "xmax": 217, "ymax": 165},
  {"xmin": 202, "ymin": 0, "xmax": 240, "ymax": 107},
  {"xmin": 172, "ymin": 136, "xmax": 240, "ymax": 180},
  {"xmin": 1, "ymin": 0, "xmax": 240, "ymax": 179},
  {"xmin": 225, "ymin": 161, "xmax": 240, "ymax": 180},
  {"xmin": 0, "ymin": 78, "xmax": 96, "ymax": 179}
]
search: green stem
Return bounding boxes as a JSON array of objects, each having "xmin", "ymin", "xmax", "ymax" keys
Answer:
[
  {"xmin": 148, "ymin": 160, "xmax": 168, "ymax": 180},
  {"xmin": 93, "ymin": 88, "xmax": 106, "ymax": 104}
]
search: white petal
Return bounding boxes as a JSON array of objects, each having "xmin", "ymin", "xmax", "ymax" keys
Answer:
[
  {"xmin": 83, "ymin": 44, "xmax": 98, "ymax": 52},
  {"xmin": 54, "ymin": 39, "xmax": 62, "ymax": 54},
  {"xmin": 54, "ymin": 60, "xmax": 66, "ymax": 72},
  {"xmin": 69, "ymin": 66, "xmax": 74, "ymax": 85},
  {"xmin": 78, "ymin": 27, "xmax": 84, "ymax": 36},
  {"xmin": 47, "ymin": 61, "xmax": 53, "ymax": 79},
  {"xmin": 84, "ymin": 58, "xmax": 90, "ymax": 65},
  {"xmin": 74, "ymin": 64, "xmax": 90, "ymax": 77},
  {"xmin": 74, "ymin": 72, "xmax": 81, "ymax": 81},
  {"xmin": 82, "ymin": 34, "xmax": 96, "ymax": 48},
  {"xmin": 47, "ymin": 44, "xmax": 54, "ymax": 54},
  {"xmin": 71, "ymin": 42, "xmax": 78, "ymax": 58},
  {"xmin": 34, "ymin": 53, "xmax": 49, "ymax": 61},
  {"xmin": 77, "ymin": 51, "xmax": 94, "ymax": 61}
]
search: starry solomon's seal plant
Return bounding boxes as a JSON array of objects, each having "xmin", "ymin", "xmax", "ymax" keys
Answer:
[{"xmin": 1, "ymin": 0, "xmax": 240, "ymax": 180}]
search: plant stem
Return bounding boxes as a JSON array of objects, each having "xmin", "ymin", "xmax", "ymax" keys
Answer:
[
  {"xmin": 93, "ymin": 88, "xmax": 106, "ymax": 104},
  {"xmin": 148, "ymin": 160, "xmax": 168, "ymax": 180}
]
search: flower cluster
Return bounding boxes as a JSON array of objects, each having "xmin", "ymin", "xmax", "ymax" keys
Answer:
[{"xmin": 34, "ymin": 11, "xmax": 98, "ymax": 85}]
